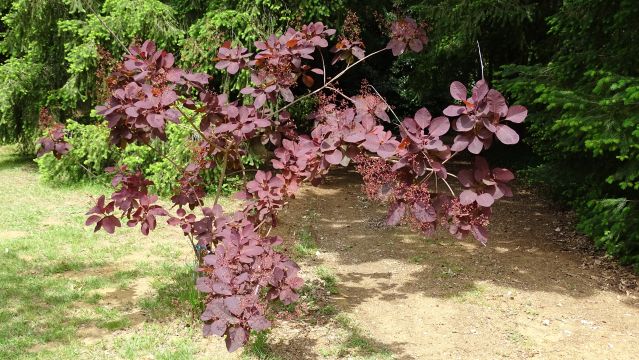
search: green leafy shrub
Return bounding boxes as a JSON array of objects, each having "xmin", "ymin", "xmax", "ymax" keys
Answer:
[
  {"xmin": 577, "ymin": 199, "xmax": 639, "ymax": 272},
  {"xmin": 35, "ymin": 119, "xmax": 114, "ymax": 184},
  {"xmin": 496, "ymin": 0, "xmax": 639, "ymax": 270},
  {"xmin": 36, "ymin": 120, "xmax": 261, "ymax": 196}
]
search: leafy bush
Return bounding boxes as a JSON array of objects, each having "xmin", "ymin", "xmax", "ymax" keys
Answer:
[
  {"xmin": 36, "ymin": 120, "xmax": 113, "ymax": 184},
  {"xmin": 577, "ymin": 199, "xmax": 639, "ymax": 271},
  {"xmin": 38, "ymin": 15, "xmax": 526, "ymax": 351},
  {"xmin": 497, "ymin": 0, "xmax": 639, "ymax": 268},
  {"xmin": 36, "ymin": 119, "xmax": 260, "ymax": 196}
]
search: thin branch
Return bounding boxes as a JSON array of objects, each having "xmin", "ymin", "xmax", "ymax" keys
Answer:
[
  {"xmin": 441, "ymin": 177, "xmax": 456, "ymax": 196},
  {"xmin": 476, "ymin": 40, "xmax": 484, "ymax": 80},
  {"xmin": 144, "ymin": 142, "xmax": 183, "ymax": 172},
  {"xmin": 83, "ymin": 0, "xmax": 131, "ymax": 55},
  {"xmin": 367, "ymin": 84, "xmax": 402, "ymax": 125},
  {"xmin": 319, "ymin": 50, "xmax": 327, "ymax": 85},
  {"xmin": 327, "ymin": 85, "xmax": 356, "ymax": 104},
  {"xmin": 277, "ymin": 48, "xmax": 390, "ymax": 114},
  {"xmin": 214, "ymin": 149, "xmax": 229, "ymax": 206}
]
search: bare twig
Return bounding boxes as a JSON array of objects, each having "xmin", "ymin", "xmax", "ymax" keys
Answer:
[
  {"xmin": 367, "ymin": 84, "xmax": 402, "ymax": 125},
  {"xmin": 476, "ymin": 40, "xmax": 485, "ymax": 80},
  {"xmin": 319, "ymin": 50, "xmax": 327, "ymax": 85},
  {"xmin": 214, "ymin": 150, "xmax": 229, "ymax": 206},
  {"xmin": 327, "ymin": 85, "xmax": 356, "ymax": 104},
  {"xmin": 277, "ymin": 48, "xmax": 390, "ymax": 114},
  {"xmin": 83, "ymin": 0, "xmax": 131, "ymax": 55}
]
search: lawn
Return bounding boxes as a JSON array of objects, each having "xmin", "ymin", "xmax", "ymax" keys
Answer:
[
  {"xmin": 0, "ymin": 146, "xmax": 390, "ymax": 360},
  {"xmin": 0, "ymin": 146, "xmax": 239, "ymax": 359}
]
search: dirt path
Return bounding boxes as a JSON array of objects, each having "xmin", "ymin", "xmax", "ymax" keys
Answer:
[{"xmin": 273, "ymin": 170, "xmax": 639, "ymax": 359}]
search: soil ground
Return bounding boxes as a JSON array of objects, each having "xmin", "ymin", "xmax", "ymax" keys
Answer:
[{"xmin": 268, "ymin": 170, "xmax": 639, "ymax": 359}]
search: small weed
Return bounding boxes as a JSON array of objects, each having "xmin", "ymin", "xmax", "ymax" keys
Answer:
[
  {"xmin": 452, "ymin": 284, "xmax": 487, "ymax": 305},
  {"xmin": 318, "ymin": 304, "xmax": 338, "ymax": 316},
  {"xmin": 95, "ymin": 307, "xmax": 131, "ymax": 331},
  {"xmin": 242, "ymin": 331, "xmax": 282, "ymax": 360},
  {"xmin": 315, "ymin": 266, "xmax": 338, "ymax": 294},
  {"xmin": 437, "ymin": 261, "xmax": 463, "ymax": 278},
  {"xmin": 293, "ymin": 227, "xmax": 317, "ymax": 258},
  {"xmin": 507, "ymin": 330, "xmax": 532, "ymax": 347},
  {"xmin": 334, "ymin": 314, "xmax": 394, "ymax": 359}
]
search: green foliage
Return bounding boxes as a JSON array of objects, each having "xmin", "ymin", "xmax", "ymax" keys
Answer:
[
  {"xmin": 0, "ymin": 0, "xmax": 184, "ymax": 151},
  {"xmin": 497, "ymin": 0, "xmax": 639, "ymax": 268},
  {"xmin": 388, "ymin": 0, "xmax": 543, "ymax": 113},
  {"xmin": 36, "ymin": 119, "xmax": 261, "ymax": 196},
  {"xmin": 35, "ymin": 119, "xmax": 113, "ymax": 184},
  {"xmin": 577, "ymin": 199, "xmax": 639, "ymax": 271},
  {"xmin": 180, "ymin": 0, "xmax": 346, "ymax": 91}
]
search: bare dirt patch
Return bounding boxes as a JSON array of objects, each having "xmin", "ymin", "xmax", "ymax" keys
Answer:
[{"xmin": 273, "ymin": 170, "xmax": 639, "ymax": 359}]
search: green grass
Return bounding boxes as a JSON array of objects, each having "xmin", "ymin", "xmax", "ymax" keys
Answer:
[
  {"xmin": 292, "ymin": 227, "xmax": 317, "ymax": 258},
  {"xmin": 242, "ymin": 331, "xmax": 282, "ymax": 360},
  {"xmin": 322, "ymin": 314, "xmax": 394, "ymax": 359},
  {"xmin": 0, "ymin": 146, "xmax": 236, "ymax": 359},
  {"xmin": 0, "ymin": 145, "xmax": 398, "ymax": 360},
  {"xmin": 315, "ymin": 266, "xmax": 338, "ymax": 294}
]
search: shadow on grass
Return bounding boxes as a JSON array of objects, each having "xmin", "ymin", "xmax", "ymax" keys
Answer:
[
  {"xmin": 139, "ymin": 263, "xmax": 204, "ymax": 322},
  {"xmin": 0, "ymin": 252, "xmax": 107, "ymax": 359},
  {"xmin": 0, "ymin": 150, "xmax": 33, "ymax": 171}
]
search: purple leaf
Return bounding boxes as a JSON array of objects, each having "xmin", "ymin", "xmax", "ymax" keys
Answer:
[
  {"xmin": 470, "ymin": 225, "xmax": 488, "ymax": 245},
  {"xmin": 459, "ymin": 190, "xmax": 477, "ymax": 205},
  {"xmin": 495, "ymin": 124, "xmax": 519, "ymax": 145},
  {"xmin": 474, "ymin": 157, "xmax": 490, "ymax": 181},
  {"xmin": 242, "ymin": 245, "xmax": 264, "ymax": 256},
  {"xmin": 377, "ymin": 142, "xmax": 397, "ymax": 159},
  {"xmin": 476, "ymin": 193, "xmax": 494, "ymax": 207},
  {"xmin": 160, "ymin": 90, "xmax": 178, "ymax": 106},
  {"xmin": 146, "ymin": 113, "xmax": 164, "ymax": 129},
  {"xmin": 204, "ymin": 319, "xmax": 227, "ymax": 337},
  {"xmin": 450, "ymin": 81, "xmax": 467, "ymax": 101},
  {"xmin": 492, "ymin": 168, "xmax": 515, "ymax": 182},
  {"xmin": 248, "ymin": 316, "xmax": 271, "ymax": 331},
  {"xmin": 472, "ymin": 80, "xmax": 489, "ymax": 102},
  {"xmin": 457, "ymin": 169, "xmax": 474, "ymax": 187},
  {"xmin": 414, "ymin": 108, "xmax": 431, "ymax": 128},
  {"xmin": 225, "ymin": 326, "xmax": 248, "ymax": 352},
  {"xmin": 443, "ymin": 105, "xmax": 466, "ymax": 117},
  {"xmin": 324, "ymin": 149, "xmax": 343, "ymax": 165},
  {"xmin": 505, "ymin": 105, "xmax": 527, "ymax": 123},
  {"xmin": 386, "ymin": 202, "xmax": 406, "ymax": 226},
  {"xmin": 101, "ymin": 216, "xmax": 121, "ymax": 234},
  {"xmin": 467, "ymin": 136, "xmax": 484, "ymax": 154},
  {"xmin": 254, "ymin": 93, "xmax": 267, "ymax": 109},
  {"xmin": 212, "ymin": 282, "xmax": 233, "ymax": 295},
  {"xmin": 412, "ymin": 202, "xmax": 436, "ymax": 223},
  {"xmin": 227, "ymin": 62, "xmax": 240, "ymax": 74},
  {"xmin": 409, "ymin": 39, "xmax": 423, "ymax": 52},
  {"xmin": 280, "ymin": 88, "xmax": 295, "ymax": 103},
  {"xmin": 451, "ymin": 133, "xmax": 471, "ymax": 152},
  {"xmin": 428, "ymin": 116, "xmax": 450, "ymax": 137}
]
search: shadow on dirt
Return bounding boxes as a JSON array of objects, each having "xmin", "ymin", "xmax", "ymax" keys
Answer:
[{"xmin": 276, "ymin": 169, "xmax": 639, "ymax": 309}]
